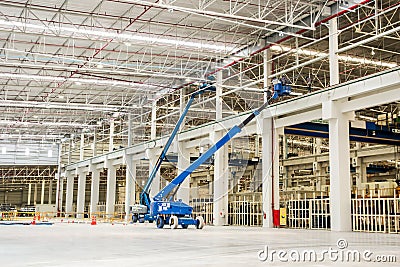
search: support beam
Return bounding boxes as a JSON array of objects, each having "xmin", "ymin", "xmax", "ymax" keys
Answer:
[
  {"xmin": 176, "ymin": 141, "xmax": 190, "ymax": 203},
  {"xmin": 27, "ymin": 183, "xmax": 32, "ymax": 205},
  {"xmin": 56, "ymin": 177, "xmax": 64, "ymax": 213},
  {"xmin": 40, "ymin": 179, "xmax": 45, "ymax": 205},
  {"xmin": 263, "ymin": 49, "xmax": 272, "ymax": 103},
  {"xmin": 176, "ymin": 91, "xmax": 191, "ymax": 203},
  {"xmin": 262, "ymin": 117, "xmax": 273, "ymax": 228},
  {"xmin": 109, "ymin": 119, "xmax": 115, "ymax": 152},
  {"xmin": 323, "ymin": 100, "xmax": 354, "ymax": 231},
  {"xmin": 273, "ymin": 127, "xmax": 281, "ymax": 214},
  {"xmin": 65, "ymin": 174, "xmax": 74, "ymax": 216},
  {"xmin": 76, "ymin": 170, "xmax": 87, "ymax": 219},
  {"xmin": 106, "ymin": 164, "xmax": 117, "ymax": 217},
  {"xmin": 151, "ymin": 100, "xmax": 157, "ymax": 140},
  {"xmin": 92, "ymin": 129, "xmax": 97, "ymax": 157},
  {"xmin": 329, "ymin": 16, "xmax": 339, "ymax": 86},
  {"xmin": 80, "ymin": 132, "xmax": 85, "ymax": 161},
  {"xmin": 124, "ymin": 154, "xmax": 136, "ymax": 221},
  {"xmin": 212, "ymin": 130, "xmax": 229, "ymax": 226},
  {"xmin": 89, "ymin": 168, "xmax": 101, "ymax": 215},
  {"xmin": 48, "ymin": 180, "xmax": 52, "ymax": 204},
  {"xmin": 216, "ymin": 71, "xmax": 223, "ymax": 120},
  {"xmin": 148, "ymin": 148, "xmax": 161, "ymax": 198},
  {"xmin": 33, "ymin": 183, "xmax": 37, "ymax": 205}
]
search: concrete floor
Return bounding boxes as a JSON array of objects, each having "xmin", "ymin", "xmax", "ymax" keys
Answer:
[{"xmin": 0, "ymin": 222, "xmax": 399, "ymax": 267}]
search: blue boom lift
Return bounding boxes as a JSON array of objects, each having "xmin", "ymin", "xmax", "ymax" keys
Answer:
[{"xmin": 130, "ymin": 83, "xmax": 274, "ymax": 229}]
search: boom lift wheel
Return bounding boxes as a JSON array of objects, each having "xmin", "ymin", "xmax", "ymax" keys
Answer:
[
  {"xmin": 169, "ymin": 215, "xmax": 179, "ymax": 229},
  {"xmin": 196, "ymin": 216, "xmax": 205, "ymax": 229},
  {"xmin": 156, "ymin": 216, "xmax": 165, "ymax": 229},
  {"xmin": 132, "ymin": 214, "xmax": 138, "ymax": 223}
]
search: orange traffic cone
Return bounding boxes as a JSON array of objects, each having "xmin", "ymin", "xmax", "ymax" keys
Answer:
[
  {"xmin": 32, "ymin": 215, "xmax": 36, "ymax": 225},
  {"xmin": 91, "ymin": 216, "xmax": 97, "ymax": 226}
]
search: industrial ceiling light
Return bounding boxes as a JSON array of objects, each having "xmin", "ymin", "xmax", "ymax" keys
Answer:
[
  {"xmin": 371, "ymin": 49, "xmax": 375, "ymax": 56},
  {"xmin": 0, "ymin": 73, "xmax": 160, "ymax": 90},
  {"xmin": 270, "ymin": 45, "xmax": 397, "ymax": 68},
  {"xmin": 97, "ymin": 63, "xmax": 104, "ymax": 69},
  {"xmin": 0, "ymin": 19, "xmax": 234, "ymax": 52}
]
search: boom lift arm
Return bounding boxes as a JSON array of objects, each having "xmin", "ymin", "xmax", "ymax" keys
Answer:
[
  {"xmin": 154, "ymin": 100, "xmax": 270, "ymax": 201},
  {"xmin": 139, "ymin": 85, "xmax": 216, "ymax": 209}
]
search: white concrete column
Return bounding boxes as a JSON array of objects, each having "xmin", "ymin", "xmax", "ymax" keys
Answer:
[
  {"xmin": 33, "ymin": 183, "xmax": 38, "ymax": 205},
  {"xmin": 273, "ymin": 128, "xmax": 282, "ymax": 212},
  {"xmin": 27, "ymin": 183, "xmax": 32, "ymax": 205},
  {"xmin": 109, "ymin": 119, "xmax": 115, "ymax": 152},
  {"xmin": 323, "ymin": 100, "xmax": 354, "ymax": 232},
  {"xmin": 89, "ymin": 168, "xmax": 101, "ymax": 214},
  {"xmin": 151, "ymin": 100, "xmax": 157, "ymax": 140},
  {"xmin": 125, "ymin": 154, "xmax": 136, "ymax": 220},
  {"xmin": 329, "ymin": 16, "xmax": 340, "ymax": 86},
  {"xmin": 262, "ymin": 117, "xmax": 273, "ymax": 228},
  {"xmin": 212, "ymin": 130, "xmax": 229, "ymax": 226},
  {"xmin": 65, "ymin": 173, "xmax": 74, "ymax": 216},
  {"xmin": 148, "ymin": 149, "xmax": 161, "ymax": 198},
  {"xmin": 263, "ymin": 49, "xmax": 272, "ymax": 102},
  {"xmin": 79, "ymin": 132, "xmax": 85, "ymax": 161},
  {"xmin": 56, "ymin": 177, "xmax": 64, "ymax": 213},
  {"xmin": 127, "ymin": 113, "xmax": 133, "ymax": 147},
  {"xmin": 176, "ymin": 141, "xmax": 190, "ymax": 203},
  {"xmin": 106, "ymin": 163, "xmax": 117, "ymax": 217},
  {"xmin": 92, "ymin": 129, "xmax": 97, "ymax": 157},
  {"xmin": 76, "ymin": 170, "xmax": 87, "ymax": 219},
  {"xmin": 48, "ymin": 180, "xmax": 52, "ymax": 204},
  {"xmin": 216, "ymin": 71, "xmax": 223, "ymax": 120},
  {"xmin": 40, "ymin": 179, "xmax": 45, "ymax": 204}
]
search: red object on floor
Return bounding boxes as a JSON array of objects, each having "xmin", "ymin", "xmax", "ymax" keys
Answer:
[
  {"xmin": 32, "ymin": 216, "xmax": 36, "ymax": 225},
  {"xmin": 273, "ymin": 209, "xmax": 280, "ymax": 227},
  {"xmin": 91, "ymin": 216, "xmax": 97, "ymax": 226}
]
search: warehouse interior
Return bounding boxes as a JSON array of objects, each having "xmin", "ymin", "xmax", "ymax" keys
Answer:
[{"xmin": 0, "ymin": 0, "xmax": 399, "ymax": 265}]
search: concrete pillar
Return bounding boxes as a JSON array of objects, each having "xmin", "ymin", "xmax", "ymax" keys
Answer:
[
  {"xmin": 76, "ymin": 170, "xmax": 87, "ymax": 219},
  {"xmin": 355, "ymin": 157, "xmax": 367, "ymax": 191},
  {"xmin": 92, "ymin": 129, "xmax": 97, "ymax": 157},
  {"xmin": 109, "ymin": 119, "xmax": 115, "ymax": 152},
  {"xmin": 127, "ymin": 113, "xmax": 133, "ymax": 147},
  {"xmin": 151, "ymin": 100, "xmax": 157, "ymax": 140},
  {"xmin": 263, "ymin": 48, "xmax": 272, "ymax": 103},
  {"xmin": 89, "ymin": 168, "xmax": 101, "ymax": 214},
  {"xmin": 176, "ymin": 141, "xmax": 190, "ymax": 203},
  {"xmin": 27, "ymin": 183, "xmax": 32, "ymax": 205},
  {"xmin": 323, "ymin": 100, "xmax": 354, "ymax": 231},
  {"xmin": 65, "ymin": 173, "xmax": 74, "ymax": 216},
  {"xmin": 40, "ymin": 179, "xmax": 45, "ymax": 205},
  {"xmin": 191, "ymin": 179, "xmax": 199, "ymax": 200},
  {"xmin": 212, "ymin": 130, "xmax": 229, "ymax": 226},
  {"xmin": 262, "ymin": 117, "xmax": 273, "ymax": 228},
  {"xmin": 68, "ymin": 139, "xmax": 72, "ymax": 165},
  {"xmin": 148, "ymin": 149, "xmax": 161, "ymax": 198},
  {"xmin": 216, "ymin": 71, "xmax": 223, "ymax": 120},
  {"xmin": 33, "ymin": 183, "xmax": 37, "ymax": 205},
  {"xmin": 125, "ymin": 155, "xmax": 136, "ymax": 220},
  {"xmin": 314, "ymin": 138, "xmax": 322, "ymax": 155},
  {"xmin": 106, "ymin": 163, "xmax": 117, "ymax": 217},
  {"xmin": 56, "ymin": 177, "xmax": 64, "ymax": 213},
  {"xmin": 273, "ymin": 128, "xmax": 281, "ymax": 211},
  {"xmin": 48, "ymin": 180, "xmax": 52, "ymax": 204},
  {"xmin": 329, "ymin": 16, "xmax": 340, "ymax": 86},
  {"xmin": 79, "ymin": 132, "xmax": 85, "ymax": 161}
]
